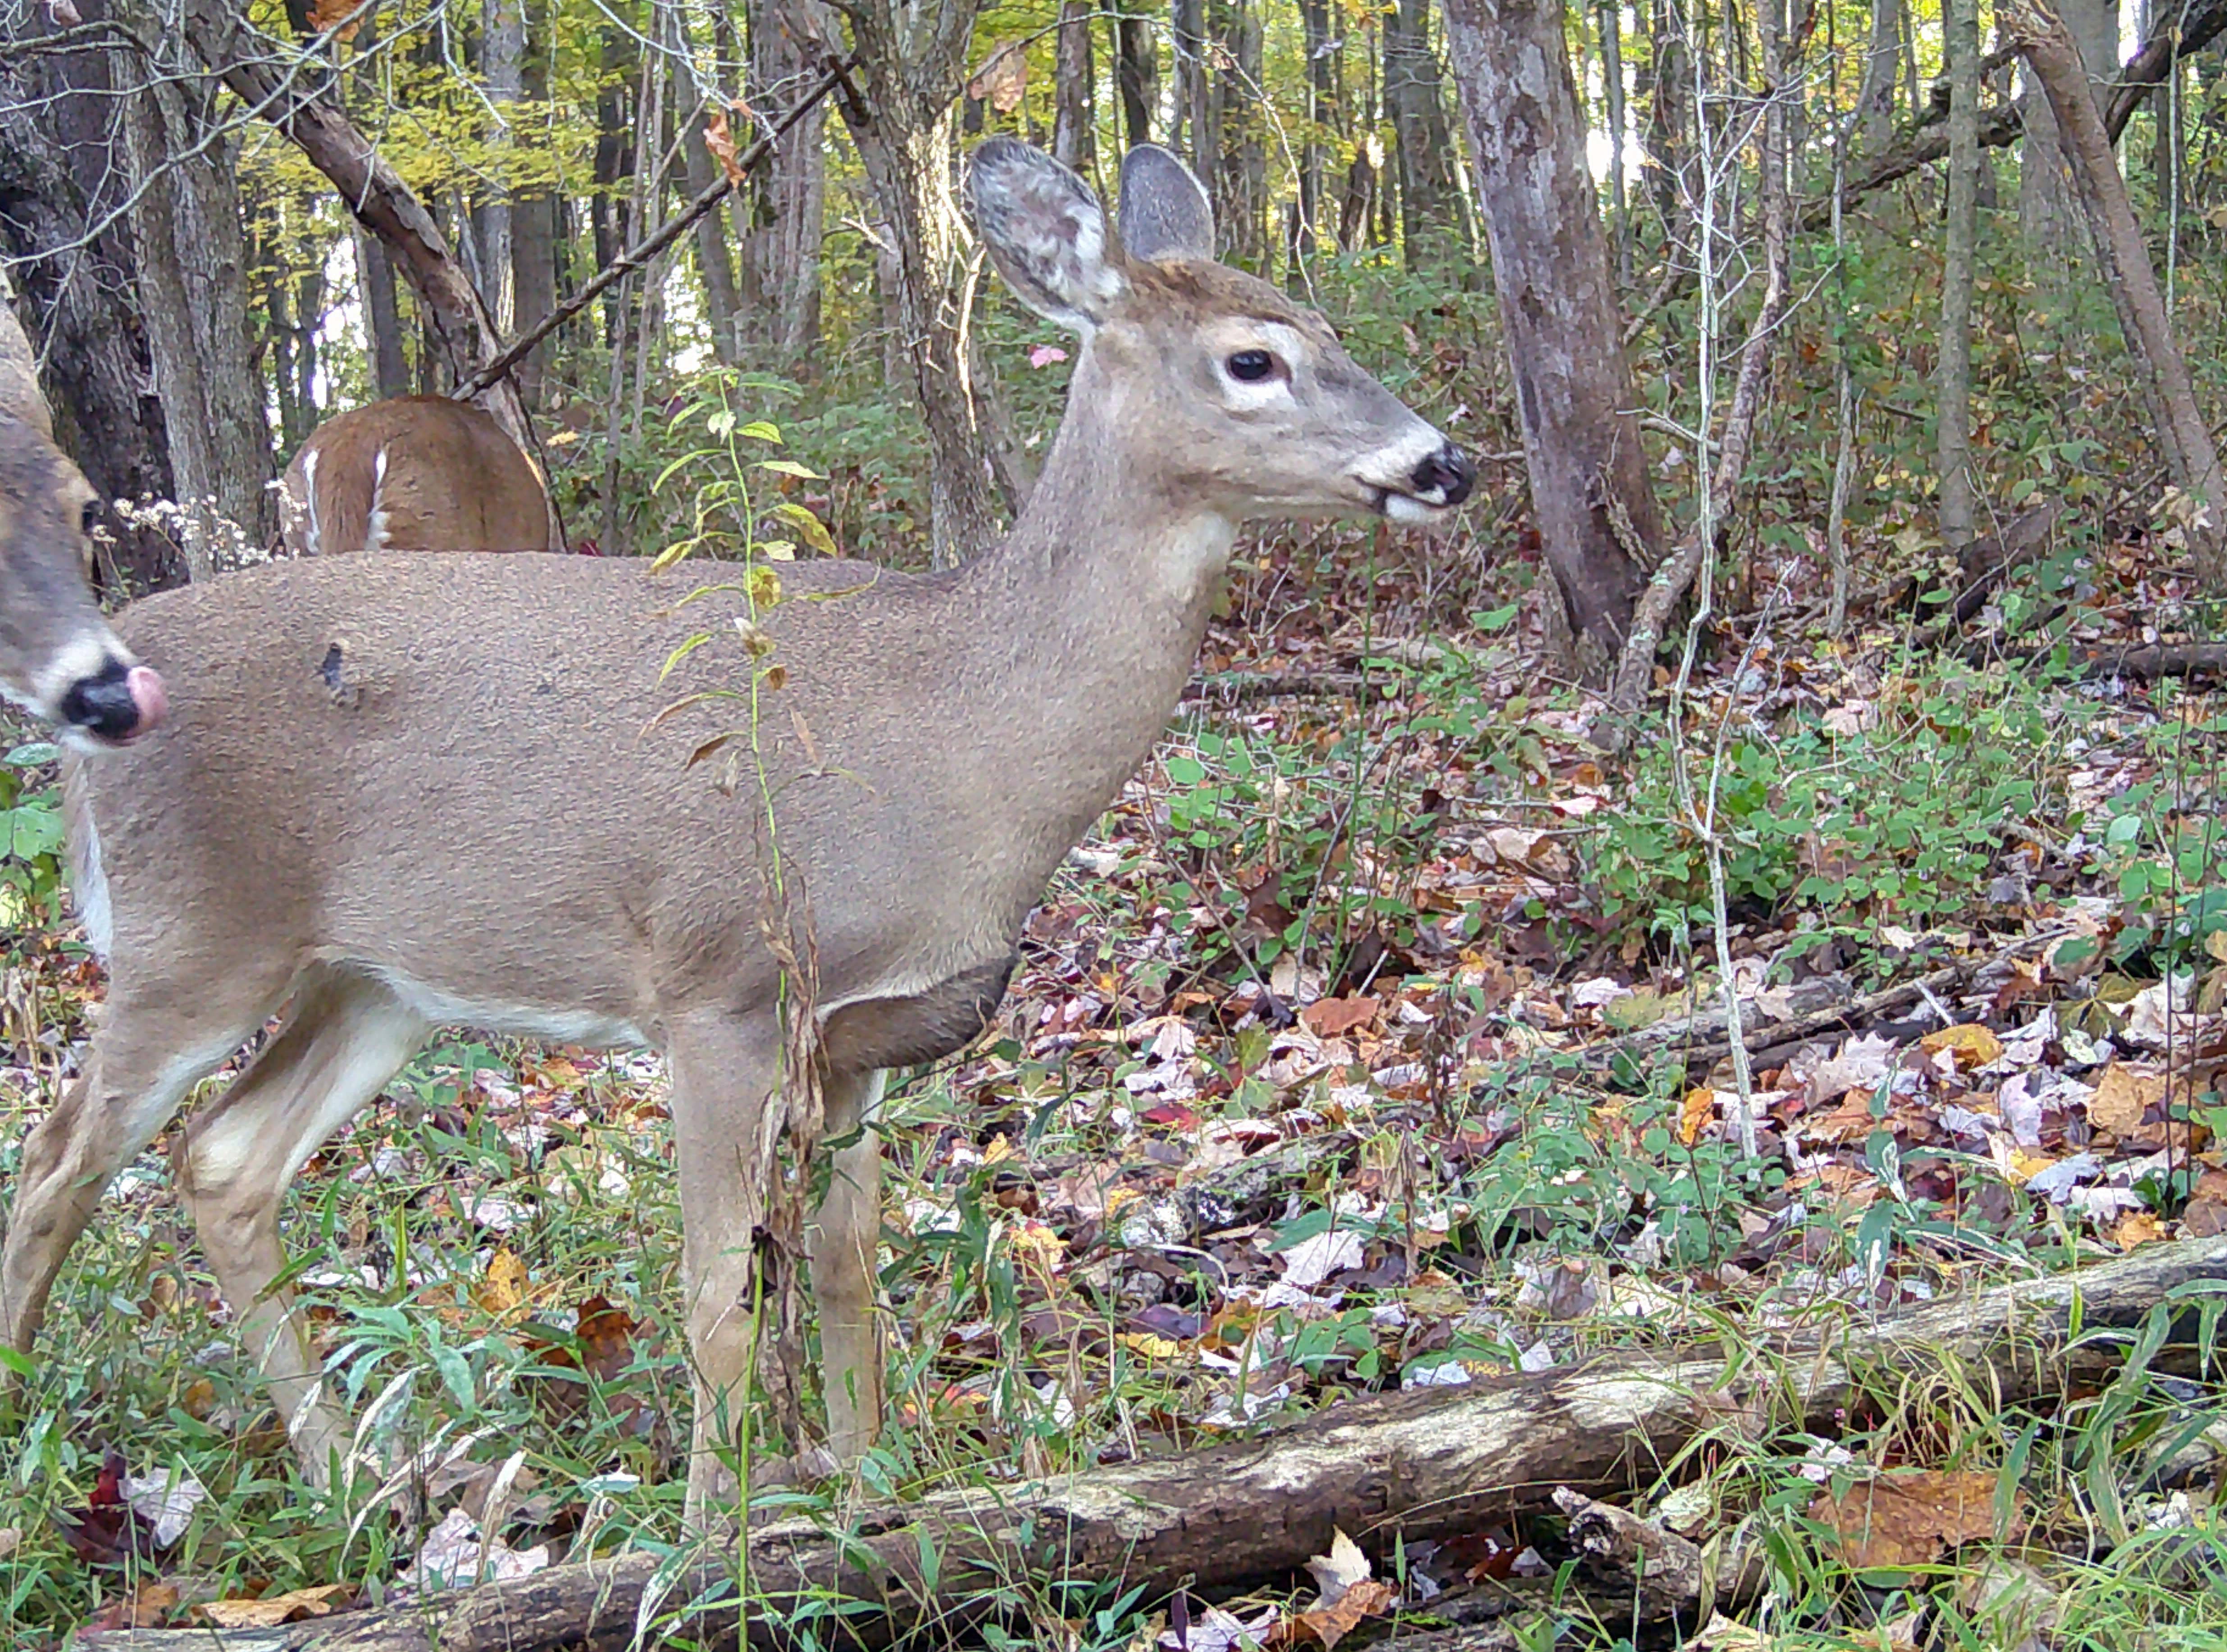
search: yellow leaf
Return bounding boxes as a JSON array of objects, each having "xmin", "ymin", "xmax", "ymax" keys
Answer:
[
  {"xmin": 1919, "ymin": 1024, "xmax": 2004, "ymax": 1070},
  {"xmin": 474, "ymin": 1248, "xmax": 530, "ymax": 1319},
  {"xmin": 2089, "ymin": 1062, "xmax": 2163, "ymax": 1137},
  {"xmin": 2114, "ymin": 1211, "xmax": 2166, "ymax": 1250},
  {"xmin": 1679, "ymin": 1087, "xmax": 1717, "ymax": 1147},
  {"xmin": 1118, "ymin": 1331, "xmax": 1181, "ymax": 1359}
]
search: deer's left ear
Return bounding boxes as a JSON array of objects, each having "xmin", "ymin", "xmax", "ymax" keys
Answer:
[{"xmin": 969, "ymin": 137, "xmax": 1128, "ymax": 332}]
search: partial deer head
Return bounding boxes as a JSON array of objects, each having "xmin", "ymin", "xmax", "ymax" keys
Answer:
[
  {"xmin": 969, "ymin": 137, "xmax": 1472, "ymax": 530},
  {"xmin": 1, "ymin": 143, "xmax": 1465, "ymax": 1534},
  {"xmin": 0, "ymin": 300, "xmax": 166, "ymax": 746},
  {"xmin": 279, "ymin": 395, "xmax": 554, "ymax": 557}
]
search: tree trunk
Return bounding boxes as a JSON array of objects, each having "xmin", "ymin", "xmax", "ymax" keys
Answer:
[
  {"xmin": 77, "ymin": 1238, "xmax": 2227, "ymax": 1652},
  {"xmin": 740, "ymin": 0, "xmax": 830, "ymax": 370},
  {"xmin": 1053, "ymin": 0, "xmax": 1096, "ymax": 175},
  {"xmin": 1112, "ymin": 4, "xmax": 1156, "ymax": 146},
  {"xmin": 830, "ymin": 0, "xmax": 1011, "ymax": 563},
  {"xmin": 1295, "ymin": 0, "xmax": 1333, "ymax": 260},
  {"xmin": 113, "ymin": 19, "xmax": 275, "ymax": 575},
  {"xmin": 1386, "ymin": 0, "xmax": 1456, "ymax": 266},
  {"xmin": 1444, "ymin": 0, "xmax": 1662, "ymax": 674},
  {"xmin": 1939, "ymin": 0, "xmax": 1981, "ymax": 551},
  {"xmin": 1599, "ymin": 0, "xmax": 1629, "ymax": 283},
  {"xmin": 1646, "ymin": 0, "xmax": 1692, "ymax": 228},
  {"xmin": 672, "ymin": 9, "xmax": 743, "ymax": 369},
  {"xmin": 1221, "ymin": 0, "xmax": 1268, "ymax": 265},
  {"xmin": 2005, "ymin": 0, "xmax": 2227, "ymax": 586},
  {"xmin": 480, "ymin": 0, "xmax": 524, "ymax": 332},
  {"xmin": 1854, "ymin": 0, "xmax": 1902, "ymax": 152},
  {"xmin": 0, "ymin": 12, "xmax": 179, "ymax": 591},
  {"xmin": 510, "ymin": 31, "xmax": 561, "ymax": 412},
  {"xmin": 2018, "ymin": 0, "xmax": 2118, "ymax": 287}
]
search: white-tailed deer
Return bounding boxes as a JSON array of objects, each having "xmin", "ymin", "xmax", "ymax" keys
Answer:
[
  {"xmin": 278, "ymin": 395, "xmax": 555, "ymax": 557},
  {"xmin": 0, "ymin": 298, "xmax": 166, "ymax": 746},
  {"xmin": 0, "ymin": 141, "xmax": 1469, "ymax": 1524}
]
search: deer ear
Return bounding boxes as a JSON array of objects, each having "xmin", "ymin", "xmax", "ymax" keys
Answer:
[
  {"xmin": 1118, "ymin": 145, "xmax": 1215, "ymax": 263},
  {"xmin": 969, "ymin": 137, "xmax": 1126, "ymax": 332}
]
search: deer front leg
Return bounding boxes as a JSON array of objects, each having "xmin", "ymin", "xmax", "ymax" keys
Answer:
[
  {"xmin": 809, "ymin": 1069, "xmax": 886, "ymax": 1465},
  {"xmin": 667, "ymin": 1009, "xmax": 784, "ymax": 1537}
]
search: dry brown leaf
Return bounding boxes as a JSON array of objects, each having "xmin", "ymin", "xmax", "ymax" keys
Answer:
[
  {"xmin": 1300, "ymin": 996, "xmax": 1379, "ymax": 1037},
  {"xmin": 2090, "ymin": 1062, "xmax": 2164, "ymax": 1137},
  {"xmin": 704, "ymin": 103, "xmax": 746, "ymax": 184},
  {"xmin": 967, "ymin": 40, "xmax": 1028, "ymax": 113},
  {"xmin": 198, "ymin": 1585, "xmax": 355, "ymax": 1629},
  {"xmin": 82, "ymin": 1580, "xmax": 180, "ymax": 1631},
  {"xmin": 2113, "ymin": 1211, "xmax": 2168, "ymax": 1250},
  {"xmin": 305, "ymin": 0, "xmax": 360, "ymax": 42},
  {"xmin": 1919, "ymin": 1023, "xmax": 2004, "ymax": 1070},
  {"xmin": 1269, "ymin": 1579, "xmax": 1398, "ymax": 1650},
  {"xmin": 2182, "ymin": 1168, "xmax": 2227, "ymax": 1237},
  {"xmin": 1810, "ymin": 1470, "xmax": 2020, "ymax": 1570},
  {"xmin": 1678, "ymin": 1086, "xmax": 1716, "ymax": 1147}
]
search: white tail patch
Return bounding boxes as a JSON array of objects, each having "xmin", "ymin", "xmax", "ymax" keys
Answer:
[
  {"xmin": 365, "ymin": 446, "xmax": 391, "ymax": 554},
  {"xmin": 301, "ymin": 449, "xmax": 325, "ymax": 557}
]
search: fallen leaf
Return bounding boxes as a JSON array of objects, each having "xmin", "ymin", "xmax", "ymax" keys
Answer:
[
  {"xmin": 402, "ymin": 1506, "xmax": 552, "ymax": 1591},
  {"xmin": 474, "ymin": 1247, "xmax": 531, "ymax": 1319},
  {"xmin": 1280, "ymin": 1229, "xmax": 1365, "ymax": 1290},
  {"xmin": 2089, "ymin": 1062, "xmax": 2164, "ymax": 1137},
  {"xmin": 1810, "ymin": 1470, "xmax": 2020, "ymax": 1570},
  {"xmin": 1678, "ymin": 1086, "xmax": 1716, "ymax": 1146},
  {"xmin": 2181, "ymin": 1169, "xmax": 2227, "ymax": 1236},
  {"xmin": 1270, "ymin": 1579, "xmax": 1397, "ymax": 1649},
  {"xmin": 1920, "ymin": 1023, "xmax": 2004, "ymax": 1071},
  {"xmin": 1300, "ymin": 996, "xmax": 1379, "ymax": 1037},
  {"xmin": 198, "ymin": 1585, "xmax": 356, "ymax": 1628},
  {"xmin": 2113, "ymin": 1211, "xmax": 2167, "ymax": 1250},
  {"xmin": 80, "ymin": 1579, "xmax": 180, "ymax": 1631},
  {"xmin": 123, "ymin": 1465, "xmax": 206, "ymax": 1548},
  {"xmin": 1303, "ymin": 1529, "xmax": 1372, "ymax": 1605},
  {"xmin": 53, "ymin": 1449, "xmax": 164, "ymax": 1568}
]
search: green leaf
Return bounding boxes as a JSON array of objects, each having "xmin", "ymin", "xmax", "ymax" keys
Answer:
[
  {"xmin": 738, "ymin": 420, "xmax": 783, "ymax": 442},
  {"xmin": 4, "ymin": 743, "xmax": 58, "ymax": 767},
  {"xmin": 774, "ymin": 501, "xmax": 838, "ymax": 556},
  {"xmin": 1165, "ymin": 755, "xmax": 1207, "ymax": 786},
  {"xmin": 757, "ymin": 459, "xmax": 824, "ymax": 480}
]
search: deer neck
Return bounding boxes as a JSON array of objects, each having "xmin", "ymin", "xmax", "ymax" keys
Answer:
[{"xmin": 947, "ymin": 365, "xmax": 1234, "ymax": 839}]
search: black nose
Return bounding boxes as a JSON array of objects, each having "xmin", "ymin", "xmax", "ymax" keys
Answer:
[
  {"xmin": 1411, "ymin": 444, "xmax": 1475, "ymax": 507},
  {"xmin": 60, "ymin": 657, "xmax": 147, "ymax": 742}
]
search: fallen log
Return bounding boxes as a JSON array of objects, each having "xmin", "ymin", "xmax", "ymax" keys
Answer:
[{"xmin": 82, "ymin": 1236, "xmax": 2227, "ymax": 1652}]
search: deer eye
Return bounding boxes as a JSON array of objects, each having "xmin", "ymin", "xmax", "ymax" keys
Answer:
[{"xmin": 1225, "ymin": 349, "xmax": 1280, "ymax": 384}]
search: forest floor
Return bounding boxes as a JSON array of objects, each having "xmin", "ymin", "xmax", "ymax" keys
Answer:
[{"xmin": 2, "ymin": 511, "xmax": 2226, "ymax": 1648}]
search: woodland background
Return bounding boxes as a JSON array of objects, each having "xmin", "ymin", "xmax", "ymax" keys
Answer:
[{"xmin": 5, "ymin": 0, "xmax": 2227, "ymax": 1647}]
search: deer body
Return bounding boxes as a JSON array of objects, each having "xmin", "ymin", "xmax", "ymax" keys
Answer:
[
  {"xmin": 0, "ymin": 297, "xmax": 167, "ymax": 745},
  {"xmin": 279, "ymin": 395, "xmax": 553, "ymax": 557},
  {"xmin": 0, "ymin": 142, "xmax": 1469, "ymax": 1523}
]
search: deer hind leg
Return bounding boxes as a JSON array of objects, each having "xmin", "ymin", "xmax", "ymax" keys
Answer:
[
  {"xmin": 173, "ymin": 967, "xmax": 429, "ymax": 1490},
  {"xmin": 0, "ymin": 985, "xmax": 274, "ymax": 1357},
  {"xmin": 666, "ymin": 1008, "xmax": 784, "ymax": 1536},
  {"xmin": 809, "ymin": 1068, "xmax": 886, "ymax": 1467}
]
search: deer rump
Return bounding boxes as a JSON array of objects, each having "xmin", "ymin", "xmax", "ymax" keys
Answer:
[{"xmin": 279, "ymin": 398, "xmax": 552, "ymax": 557}]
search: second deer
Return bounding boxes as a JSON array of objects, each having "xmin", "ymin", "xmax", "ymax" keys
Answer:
[
  {"xmin": 0, "ymin": 296, "xmax": 166, "ymax": 745},
  {"xmin": 278, "ymin": 394, "xmax": 556, "ymax": 556},
  {"xmin": 0, "ymin": 140, "xmax": 1470, "ymax": 1526}
]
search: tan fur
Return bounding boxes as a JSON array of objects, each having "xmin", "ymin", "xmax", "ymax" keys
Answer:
[
  {"xmin": 279, "ymin": 396, "xmax": 552, "ymax": 556},
  {"xmin": 0, "ymin": 300, "xmax": 54, "ymax": 440},
  {"xmin": 0, "ymin": 144, "xmax": 1469, "ymax": 1524}
]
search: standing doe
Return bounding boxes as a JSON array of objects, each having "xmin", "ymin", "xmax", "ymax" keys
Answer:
[
  {"xmin": 0, "ymin": 140, "xmax": 1469, "ymax": 1526},
  {"xmin": 278, "ymin": 395, "xmax": 556, "ymax": 557},
  {"xmin": 0, "ymin": 297, "xmax": 166, "ymax": 747}
]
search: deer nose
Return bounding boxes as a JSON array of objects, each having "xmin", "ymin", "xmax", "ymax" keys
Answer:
[
  {"xmin": 60, "ymin": 659, "xmax": 167, "ymax": 744},
  {"xmin": 1410, "ymin": 444, "xmax": 1475, "ymax": 507}
]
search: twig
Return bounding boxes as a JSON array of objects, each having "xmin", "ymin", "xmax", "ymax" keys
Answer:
[{"xmin": 453, "ymin": 55, "xmax": 858, "ymax": 402}]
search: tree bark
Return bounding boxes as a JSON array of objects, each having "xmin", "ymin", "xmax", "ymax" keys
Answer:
[
  {"xmin": 1220, "ymin": 0, "xmax": 1268, "ymax": 265},
  {"xmin": 0, "ymin": 6, "xmax": 179, "ymax": 591},
  {"xmin": 671, "ymin": 7, "xmax": 743, "ymax": 369},
  {"xmin": 1854, "ymin": 0, "xmax": 1903, "ymax": 152},
  {"xmin": 740, "ymin": 0, "xmax": 829, "ymax": 370},
  {"xmin": 1599, "ymin": 0, "xmax": 1629, "ymax": 284},
  {"xmin": 1938, "ymin": 0, "xmax": 1981, "ymax": 551},
  {"xmin": 2005, "ymin": 0, "xmax": 2227, "ymax": 586},
  {"xmin": 1295, "ymin": 0, "xmax": 1334, "ymax": 261},
  {"xmin": 1111, "ymin": 4, "xmax": 1156, "ymax": 147},
  {"xmin": 479, "ymin": 0, "xmax": 524, "ymax": 332},
  {"xmin": 113, "ymin": 19, "xmax": 274, "ymax": 575},
  {"xmin": 827, "ymin": 0, "xmax": 1011, "ymax": 564},
  {"xmin": 75, "ymin": 1237, "xmax": 2227, "ymax": 1652},
  {"xmin": 1444, "ymin": 0, "xmax": 1662, "ymax": 674},
  {"xmin": 1645, "ymin": 0, "xmax": 1692, "ymax": 228},
  {"xmin": 1053, "ymin": 0, "xmax": 1096, "ymax": 175},
  {"xmin": 2018, "ymin": 0, "xmax": 2118, "ymax": 291},
  {"xmin": 1386, "ymin": 0, "xmax": 1456, "ymax": 266}
]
